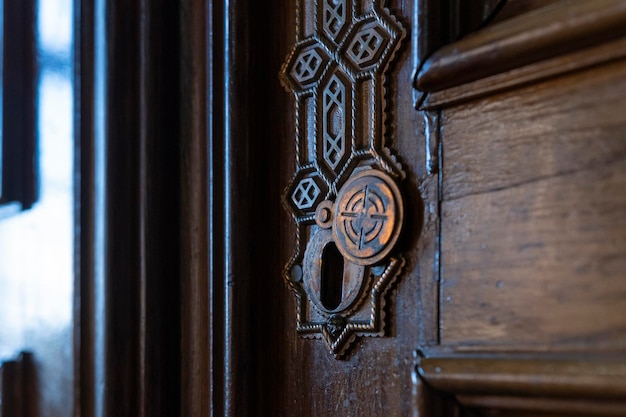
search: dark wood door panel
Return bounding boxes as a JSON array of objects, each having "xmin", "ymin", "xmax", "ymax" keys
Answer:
[
  {"xmin": 442, "ymin": 59, "xmax": 626, "ymax": 201},
  {"xmin": 265, "ymin": 0, "xmax": 437, "ymax": 413},
  {"xmin": 440, "ymin": 59, "xmax": 626, "ymax": 348}
]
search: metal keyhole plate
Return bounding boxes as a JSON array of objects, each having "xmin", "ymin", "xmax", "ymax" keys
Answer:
[
  {"xmin": 303, "ymin": 228, "xmax": 366, "ymax": 315},
  {"xmin": 279, "ymin": 0, "xmax": 408, "ymax": 357}
]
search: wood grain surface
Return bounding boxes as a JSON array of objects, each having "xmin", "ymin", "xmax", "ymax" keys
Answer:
[{"xmin": 440, "ymin": 58, "xmax": 626, "ymax": 348}]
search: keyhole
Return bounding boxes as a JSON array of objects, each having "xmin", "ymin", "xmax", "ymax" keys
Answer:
[{"xmin": 320, "ymin": 243, "xmax": 344, "ymax": 311}]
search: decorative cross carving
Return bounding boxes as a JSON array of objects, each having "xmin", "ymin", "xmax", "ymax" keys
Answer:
[{"xmin": 292, "ymin": 177, "xmax": 321, "ymax": 210}]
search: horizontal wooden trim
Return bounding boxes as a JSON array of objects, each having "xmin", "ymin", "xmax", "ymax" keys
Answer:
[
  {"xmin": 417, "ymin": 356, "xmax": 626, "ymax": 400},
  {"xmin": 420, "ymin": 36, "xmax": 626, "ymax": 109},
  {"xmin": 457, "ymin": 395, "xmax": 626, "ymax": 416},
  {"xmin": 415, "ymin": 0, "xmax": 626, "ymax": 93}
]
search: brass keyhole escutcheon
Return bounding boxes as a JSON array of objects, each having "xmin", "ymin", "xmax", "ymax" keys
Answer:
[
  {"xmin": 280, "ymin": 0, "xmax": 407, "ymax": 357},
  {"xmin": 299, "ymin": 167, "xmax": 405, "ymax": 355}
]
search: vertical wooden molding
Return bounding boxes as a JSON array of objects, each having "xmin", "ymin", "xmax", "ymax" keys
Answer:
[
  {"xmin": 0, "ymin": 353, "xmax": 37, "ymax": 417},
  {"xmin": 210, "ymin": 0, "xmax": 293, "ymax": 413},
  {"xmin": 1, "ymin": 361, "xmax": 23, "ymax": 417},
  {"xmin": 214, "ymin": 0, "xmax": 256, "ymax": 413},
  {"xmin": 102, "ymin": 0, "xmax": 142, "ymax": 414},
  {"xmin": 78, "ymin": 0, "xmax": 192, "ymax": 415},
  {"xmin": 1, "ymin": 0, "xmax": 38, "ymax": 209},
  {"xmin": 179, "ymin": 0, "xmax": 210, "ymax": 416},
  {"xmin": 139, "ymin": 0, "xmax": 183, "ymax": 414},
  {"xmin": 208, "ymin": 0, "xmax": 226, "ymax": 414},
  {"xmin": 74, "ymin": 0, "xmax": 95, "ymax": 414}
]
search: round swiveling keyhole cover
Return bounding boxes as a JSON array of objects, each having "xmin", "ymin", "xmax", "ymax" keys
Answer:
[{"xmin": 333, "ymin": 169, "xmax": 403, "ymax": 265}]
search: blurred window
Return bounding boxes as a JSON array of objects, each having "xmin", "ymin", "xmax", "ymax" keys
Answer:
[{"xmin": 0, "ymin": 0, "xmax": 74, "ymax": 386}]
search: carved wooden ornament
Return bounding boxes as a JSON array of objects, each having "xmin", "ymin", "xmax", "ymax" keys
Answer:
[{"xmin": 280, "ymin": 0, "xmax": 406, "ymax": 358}]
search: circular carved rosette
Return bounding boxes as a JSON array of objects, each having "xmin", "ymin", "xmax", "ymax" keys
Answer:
[{"xmin": 333, "ymin": 169, "xmax": 403, "ymax": 266}]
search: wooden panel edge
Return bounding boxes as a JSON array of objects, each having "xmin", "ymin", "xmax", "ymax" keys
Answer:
[
  {"xmin": 420, "ymin": 36, "xmax": 626, "ymax": 109},
  {"xmin": 415, "ymin": 0, "xmax": 626, "ymax": 93},
  {"xmin": 417, "ymin": 356, "xmax": 626, "ymax": 400},
  {"xmin": 457, "ymin": 395, "xmax": 626, "ymax": 416}
]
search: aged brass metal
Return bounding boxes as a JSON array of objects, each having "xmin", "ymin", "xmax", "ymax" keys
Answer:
[
  {"xmin": 280, "ymin": 0, "xmax": 407, "ymax": 357},
  {"xmin": 333, "ymin": 169, "xmax": 403, "ymax": 266}
]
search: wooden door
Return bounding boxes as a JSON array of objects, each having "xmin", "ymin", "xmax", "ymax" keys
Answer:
[
  {"xmin": 199, "ymin": 0, "xmax": 626, "ymax": 415},
  {"xmin": 74, "ymin": 0, "xmax": 626, "ymax": 416},
  {"xmin": 412, "ymin": 1, "xmax": 626, "ymax": 415}
]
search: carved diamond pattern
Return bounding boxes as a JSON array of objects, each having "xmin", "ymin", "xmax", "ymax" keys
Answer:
[
  {"xmin": 285, "ymin": 169, "xmax": 328, "ymax": 217},
  {"xmin": 323, "ymin": 75, "xmax": 347, "ymax": 171},
  {"xmin": 282, "ymin": 42, "xmax": 330, "ymax": 92},
  {"xmin": 323, "ymin": 0, "xmax": 347, "ymax": 40},
  {"xmin": 292, "ymin": 49, "xmax": 323, "ymax": 84},
  {"xmin": 347, "ymin": 26, "xmax": 386, "ymax": 69},
  {"xmin": 292, "ymin": 178, "xmax": 321, "ymax": 210}
]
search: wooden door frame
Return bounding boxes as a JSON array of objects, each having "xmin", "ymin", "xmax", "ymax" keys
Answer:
[
  {"xmin": 75, "ymin": 0, "xmax": 207, "ymax": 415},
  {"xmin": 75, "ymin": 0, "xmax": 256, "ymax": 414},
  {"xmin": 73, "ymin": 0, "xmax": 503, "ymax": 416}
]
